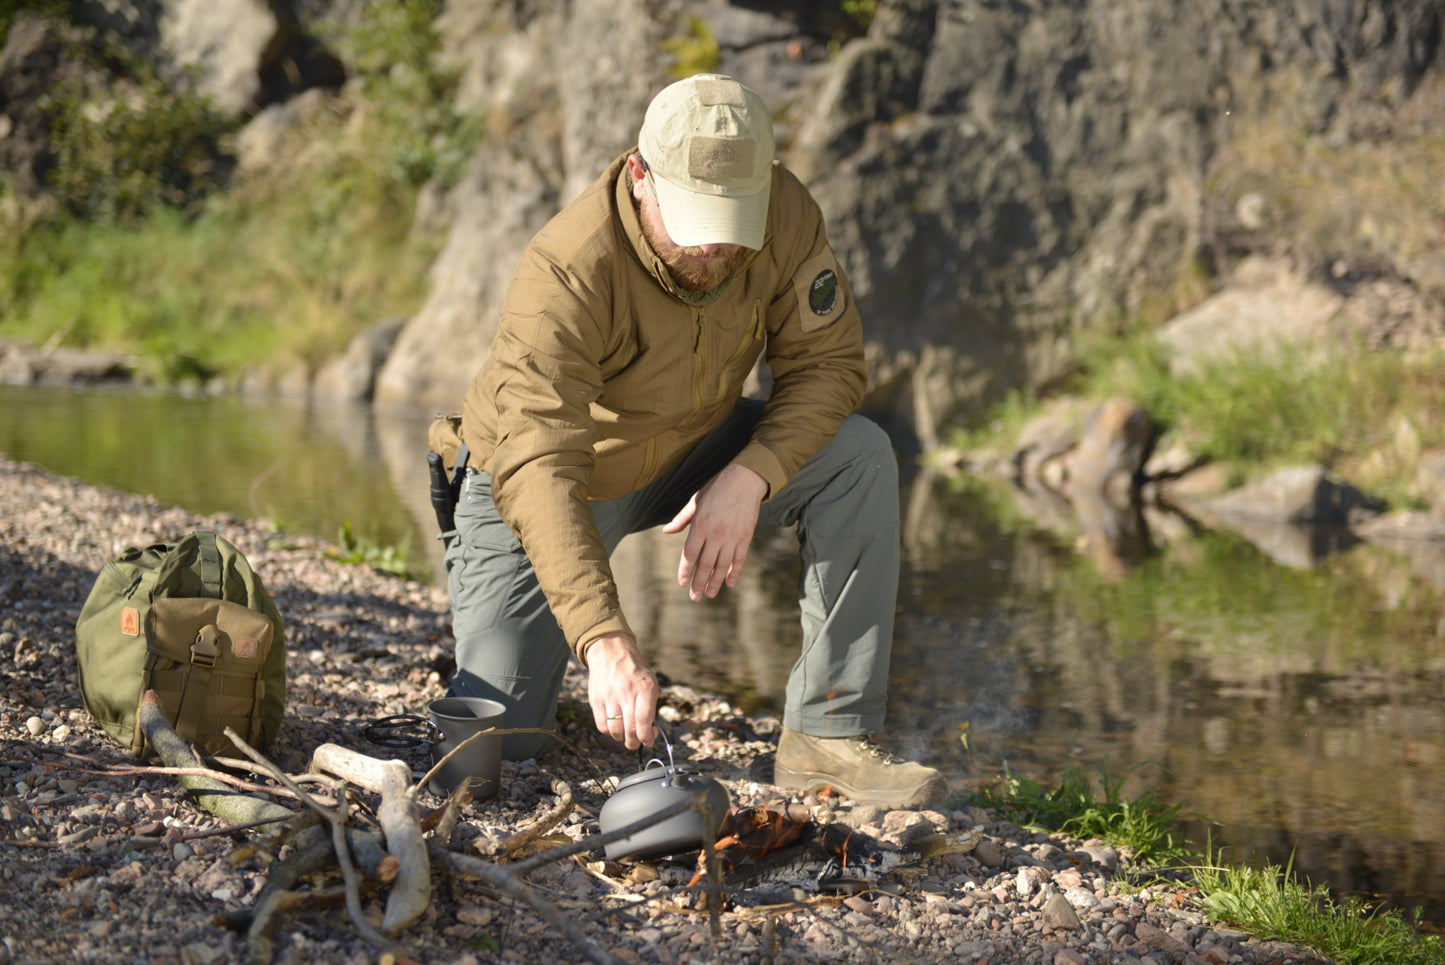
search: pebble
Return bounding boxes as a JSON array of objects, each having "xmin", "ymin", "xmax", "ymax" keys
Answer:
[
  {"xmin": 24, "ymin": 716, "xmax": 44, "ymax": 737},
  {"xmin": 1043, "ymin": 892, "xmax": 1083, "ymax": 931}
]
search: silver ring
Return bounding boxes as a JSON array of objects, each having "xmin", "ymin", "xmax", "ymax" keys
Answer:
[{"xmin": 606, "ymin": 714, "xmax": 623, "ymax": 720}]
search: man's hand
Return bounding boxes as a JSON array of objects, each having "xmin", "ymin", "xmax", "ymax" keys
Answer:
[
  {"xmin": 585, "ymin": 633, "xmax": 659, "ymax": 750},
  {"xmin": 663, "ymin": 462, "xmax": 768, "ymax": 602}
]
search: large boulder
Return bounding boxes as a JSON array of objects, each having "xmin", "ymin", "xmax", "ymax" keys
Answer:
[{"xmin": 69, "ymin": 0, "xmax": 344, "ymax": 115}]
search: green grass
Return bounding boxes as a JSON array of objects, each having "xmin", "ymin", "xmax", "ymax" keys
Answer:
[
  {"xmin": 0, "ymin": 0, "xmax": 476, "ymax": 384},
  {"xmin": 967, "ymin": 766, "xmax": 1445, "ymax": 964},
  {"xmin": 1077, "ymin": 329, "xmax": 1445, "ymax": 501},
  {"xmin": 967, "ymin": 763, "xmax": 1193, "ymax": 867},
  {"xmin": 328, "ymin": 521, "xmax": 420, "ymax": 581},
  {"xmin": 950, "ymin": 326, "xmax": 1445, "ymax": 510},
  {"xmin": 1194, "ymin": 857, "xmax": 1445, "ymax": 965}
]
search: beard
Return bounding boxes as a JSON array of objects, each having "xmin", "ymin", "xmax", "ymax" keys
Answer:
[{"xmin": 638, "ymin": 204, "xmax": 749, "ymax": 293}]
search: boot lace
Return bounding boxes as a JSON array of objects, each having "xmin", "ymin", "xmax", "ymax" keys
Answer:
[{"xmin": 847, "ymin": 736, "xmax": 904, "ymax": 765}]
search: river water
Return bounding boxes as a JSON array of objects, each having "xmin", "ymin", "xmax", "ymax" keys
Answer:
[{"xmin": 3, "ymin": 383, "xmax": 1442, "ymax": 930}]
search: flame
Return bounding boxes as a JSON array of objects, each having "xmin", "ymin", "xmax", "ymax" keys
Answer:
[{"xmin": 686, "ymin": 801, "xmax": 811, "ymax": 887}]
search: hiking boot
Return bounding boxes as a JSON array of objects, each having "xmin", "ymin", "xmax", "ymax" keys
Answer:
[{"xmin": 773, "ymin": 727, "xmax": 948, "ymax": 809}]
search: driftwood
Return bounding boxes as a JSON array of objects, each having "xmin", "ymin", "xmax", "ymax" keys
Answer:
[
  {"xmin": 137, "ymin": 691, "xmax": 297, "ymax": 828},
  {"xmin": 310, "ymin": 742, "xmax": 430, "ymax": 935},
  {"xmin": 220, "ymin": 727, "xmax": 404, "ymax": 959}
]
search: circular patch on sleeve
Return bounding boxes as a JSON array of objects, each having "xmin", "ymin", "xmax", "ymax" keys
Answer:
[{"xmin": 808, "ymin": 269, "xmax": 839, "ymax": 316}]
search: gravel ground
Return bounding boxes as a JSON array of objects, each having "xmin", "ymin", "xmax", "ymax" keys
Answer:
[{"xmin": 0, "ymin": 454, "xmax": 1334, "ymax": 965}]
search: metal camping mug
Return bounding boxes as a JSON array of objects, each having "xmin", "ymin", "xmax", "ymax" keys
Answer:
[{"xmin": 425, "ymin": 696, "xmax": 505, "ymax": 799}]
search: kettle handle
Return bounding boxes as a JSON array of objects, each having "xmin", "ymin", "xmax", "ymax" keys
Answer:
[{"xmin": 636, "ymin": 719, "xmax": 677, "ymax": 772}]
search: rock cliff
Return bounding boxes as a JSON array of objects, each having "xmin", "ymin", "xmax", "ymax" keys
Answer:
[{"xmin": 371, "ymin": 0, "xmax": 1445, "ymax": 449}]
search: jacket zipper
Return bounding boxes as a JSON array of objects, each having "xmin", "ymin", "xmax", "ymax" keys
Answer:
[
  {"xmin": 717, "ymin": 300, "xmax": 764, "ymax": 403},
  {"xmin": 690, "ymin": 308, "xmax": 706, "ymax": 424}
]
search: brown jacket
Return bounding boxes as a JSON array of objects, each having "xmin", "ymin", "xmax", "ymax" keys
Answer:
[{"xmin": 462, "ymin": 152, "xmax": 867, "ymax": 657}]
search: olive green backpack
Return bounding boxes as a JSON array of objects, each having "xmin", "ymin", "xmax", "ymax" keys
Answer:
[{"xmin": 75, "ymin": 530, "xmax": 286, "ymax": 758}]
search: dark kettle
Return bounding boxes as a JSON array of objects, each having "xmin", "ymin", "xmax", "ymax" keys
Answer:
[{"xmin": 599, "ymin": 762, "xmax": 730, "ymax": 861}]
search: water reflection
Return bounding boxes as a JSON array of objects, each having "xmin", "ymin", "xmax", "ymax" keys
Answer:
[{"xmin": 1, "ymin": 384, "xmax": 1441, "ymax": 929}]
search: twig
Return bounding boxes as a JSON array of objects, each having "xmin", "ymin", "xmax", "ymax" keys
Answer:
[
  {"xmin": 330, "ymin": 786, "xmax": 397, "ymax": 951},
  {"xmin": 413, "ymin": 725, "xmax": 552, "ymax": 796},
  {"xmin": 508, "ymin": 795, "xmax": 697, "ymax": 877},
  {"xmin": 137, "ymin": 692, "xmax": 299, "ymax": 827},
  {"xmin": 699, "ymin": 793, "xmax": 723, "ymax": 938},
  {"xmin": 474, "ymin": 777, "xmax": 575, "ymax": 861},
  {"xmin": 430, "ymin": 846, "xmax": 618, "ymax": 965}
]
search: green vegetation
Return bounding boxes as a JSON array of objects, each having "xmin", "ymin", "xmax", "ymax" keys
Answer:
[
  {"xmin": 1195, "ymin": 859, "xmax": 1445, "ymax": 965},
  {"xmin": 45, "ymin": 60, "xmax": 229, "ymax": 223},
  {"xmin": 662, "ymin": 17, "xmax": 720, "ymax": 79},
  {"xmin": 968, "ymin": 764, "xmax": 1192, "ymax": 867},
  {"xmin": 329, "ymin": 521, "xmax": 420, "ymax": 581},
  {"xmin": 969, "ymin": 767, "xmax": 1445, "ymax": 964},
  {"xmin": 1076, "ymin": 330, "xmax": 1445, "ymax": 505},
  {"xmin": 0, "ymin": 0, "xmax": 477, "ymax": 383},
  {"xmin": 952, "ymin": 328, "xmax": 1445, "ymax": 509}
]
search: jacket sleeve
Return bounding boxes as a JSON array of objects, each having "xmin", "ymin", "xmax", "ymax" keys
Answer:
[
  {"xmin": 730, "ymin": 172, "xmax": 869, "ymax": 498},
  {"xmin": 482, "ymin": 250, "xmax": 634, "ymax": 658}
]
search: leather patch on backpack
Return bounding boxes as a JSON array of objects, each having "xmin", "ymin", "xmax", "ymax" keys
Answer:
[
  {"xmin": 121, "ymin": 607, "xmax": 141, "ymax": 637},
  {"xmin": 793, "ymin": 249, "xmax": 846, "ymax": 333},
  {"xmin": 233, "ymin": 636, "xmax": 259, "ymax": 660}
]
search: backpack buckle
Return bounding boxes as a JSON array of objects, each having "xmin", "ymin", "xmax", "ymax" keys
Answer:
[{"xmin": 190, "ymin": 626, "xmax": 221, "ymax": 668}]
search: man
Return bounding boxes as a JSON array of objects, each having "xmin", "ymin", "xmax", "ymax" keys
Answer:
[{"xmin": 443, "ymin": 73, "xmax": 945, "ymax": 808}]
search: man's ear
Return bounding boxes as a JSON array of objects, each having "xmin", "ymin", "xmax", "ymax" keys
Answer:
[{"xmin": 626, "ymin": 154, "xmax": 648, "ymax": 200}]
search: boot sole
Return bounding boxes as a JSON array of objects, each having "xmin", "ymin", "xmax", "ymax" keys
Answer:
[{"xmin": 773, "ymin": 764, "xmax": 947, "ymax": 810}]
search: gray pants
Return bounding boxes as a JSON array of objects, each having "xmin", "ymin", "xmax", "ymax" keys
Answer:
[{"xmin": 444, "ymin": 400, "xmax": 900, "ymax": 760}]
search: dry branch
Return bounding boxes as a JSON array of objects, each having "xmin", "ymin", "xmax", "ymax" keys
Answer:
[
  {"xmin": 311, "ymin": 743, "xmax": 430, "ymax": 935},
  {"xmin": 137, "ymin": 693, "xmax": 392, "ymax": 880},
  {"xmin": 430, "ymin": 847, "xmax": 619, "ymax": 965},
  {"xmin": 138, "ymin": 690, "xmax": 298, "ymax": 827},
  {"xmin": 473, "ymin": 777, "xmax": 575, "ymax": 860},
  {"xmin": 223, "ymin": 728, "xmax": 403, "ymax": 959}
]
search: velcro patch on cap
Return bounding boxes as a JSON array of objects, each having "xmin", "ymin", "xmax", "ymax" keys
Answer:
[
  {"xmin": 688, "ymin": 136, "xmax": 758, "ymax": 183},
  {"xmin": 694, "ymin": 77, "xmax": 745, "ymax": 106},
  {"xmin": 793, "ymin": 249, "xmax": 846, "ymax": 332}
]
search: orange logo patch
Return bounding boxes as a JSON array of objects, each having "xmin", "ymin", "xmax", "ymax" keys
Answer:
[
  {"xmin": 121, "ymin": 607, "xmax": 141, "ymax": 637},
  {"xmin": 233, "ymin": 637, "xmax": 259, "ymax": 660}
]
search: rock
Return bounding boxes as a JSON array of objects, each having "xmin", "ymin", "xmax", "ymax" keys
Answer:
[
  {"xmin": 1136, "ymin": 919, "xmax": 1191, "ymax": 955},
  {"xmin": 1042, "ymin": 892, "xmax": 1082, "ymax": 931},
  {"xmin": 1155, "ymin": 257, "xmax": 1347, "ymax": 378},
  {"xmin": 1069, "ymin": 398, "xmax": 1153, "ymax": 498},
  {"xmin": 312, "ymin": 319, "xmax": 405, "ymax": 403},
  {"xmin": 973, "ymin": 836, "xmax": 1008, "ymax": 869},
  {"xmin": 1416, "ymin": 449, "xmax": 1445, "ymax": 517},
  {"xmin": 1199, "ymin": 465, "xmax": 1384, "ymax": 526}
]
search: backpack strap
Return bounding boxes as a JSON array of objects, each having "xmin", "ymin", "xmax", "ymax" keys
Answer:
[
  {"xmin": 192, "ymin": 531, "xmax": 224, "ymax": 598},
  {"xmin": 174, "ymin": 625, "xmax": 221, "ymax": 743}
]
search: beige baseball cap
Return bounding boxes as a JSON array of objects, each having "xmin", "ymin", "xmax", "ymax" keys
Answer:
[{"xmin": 638, "ymin": 74, "xmax": 775, "ymax": 250}]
